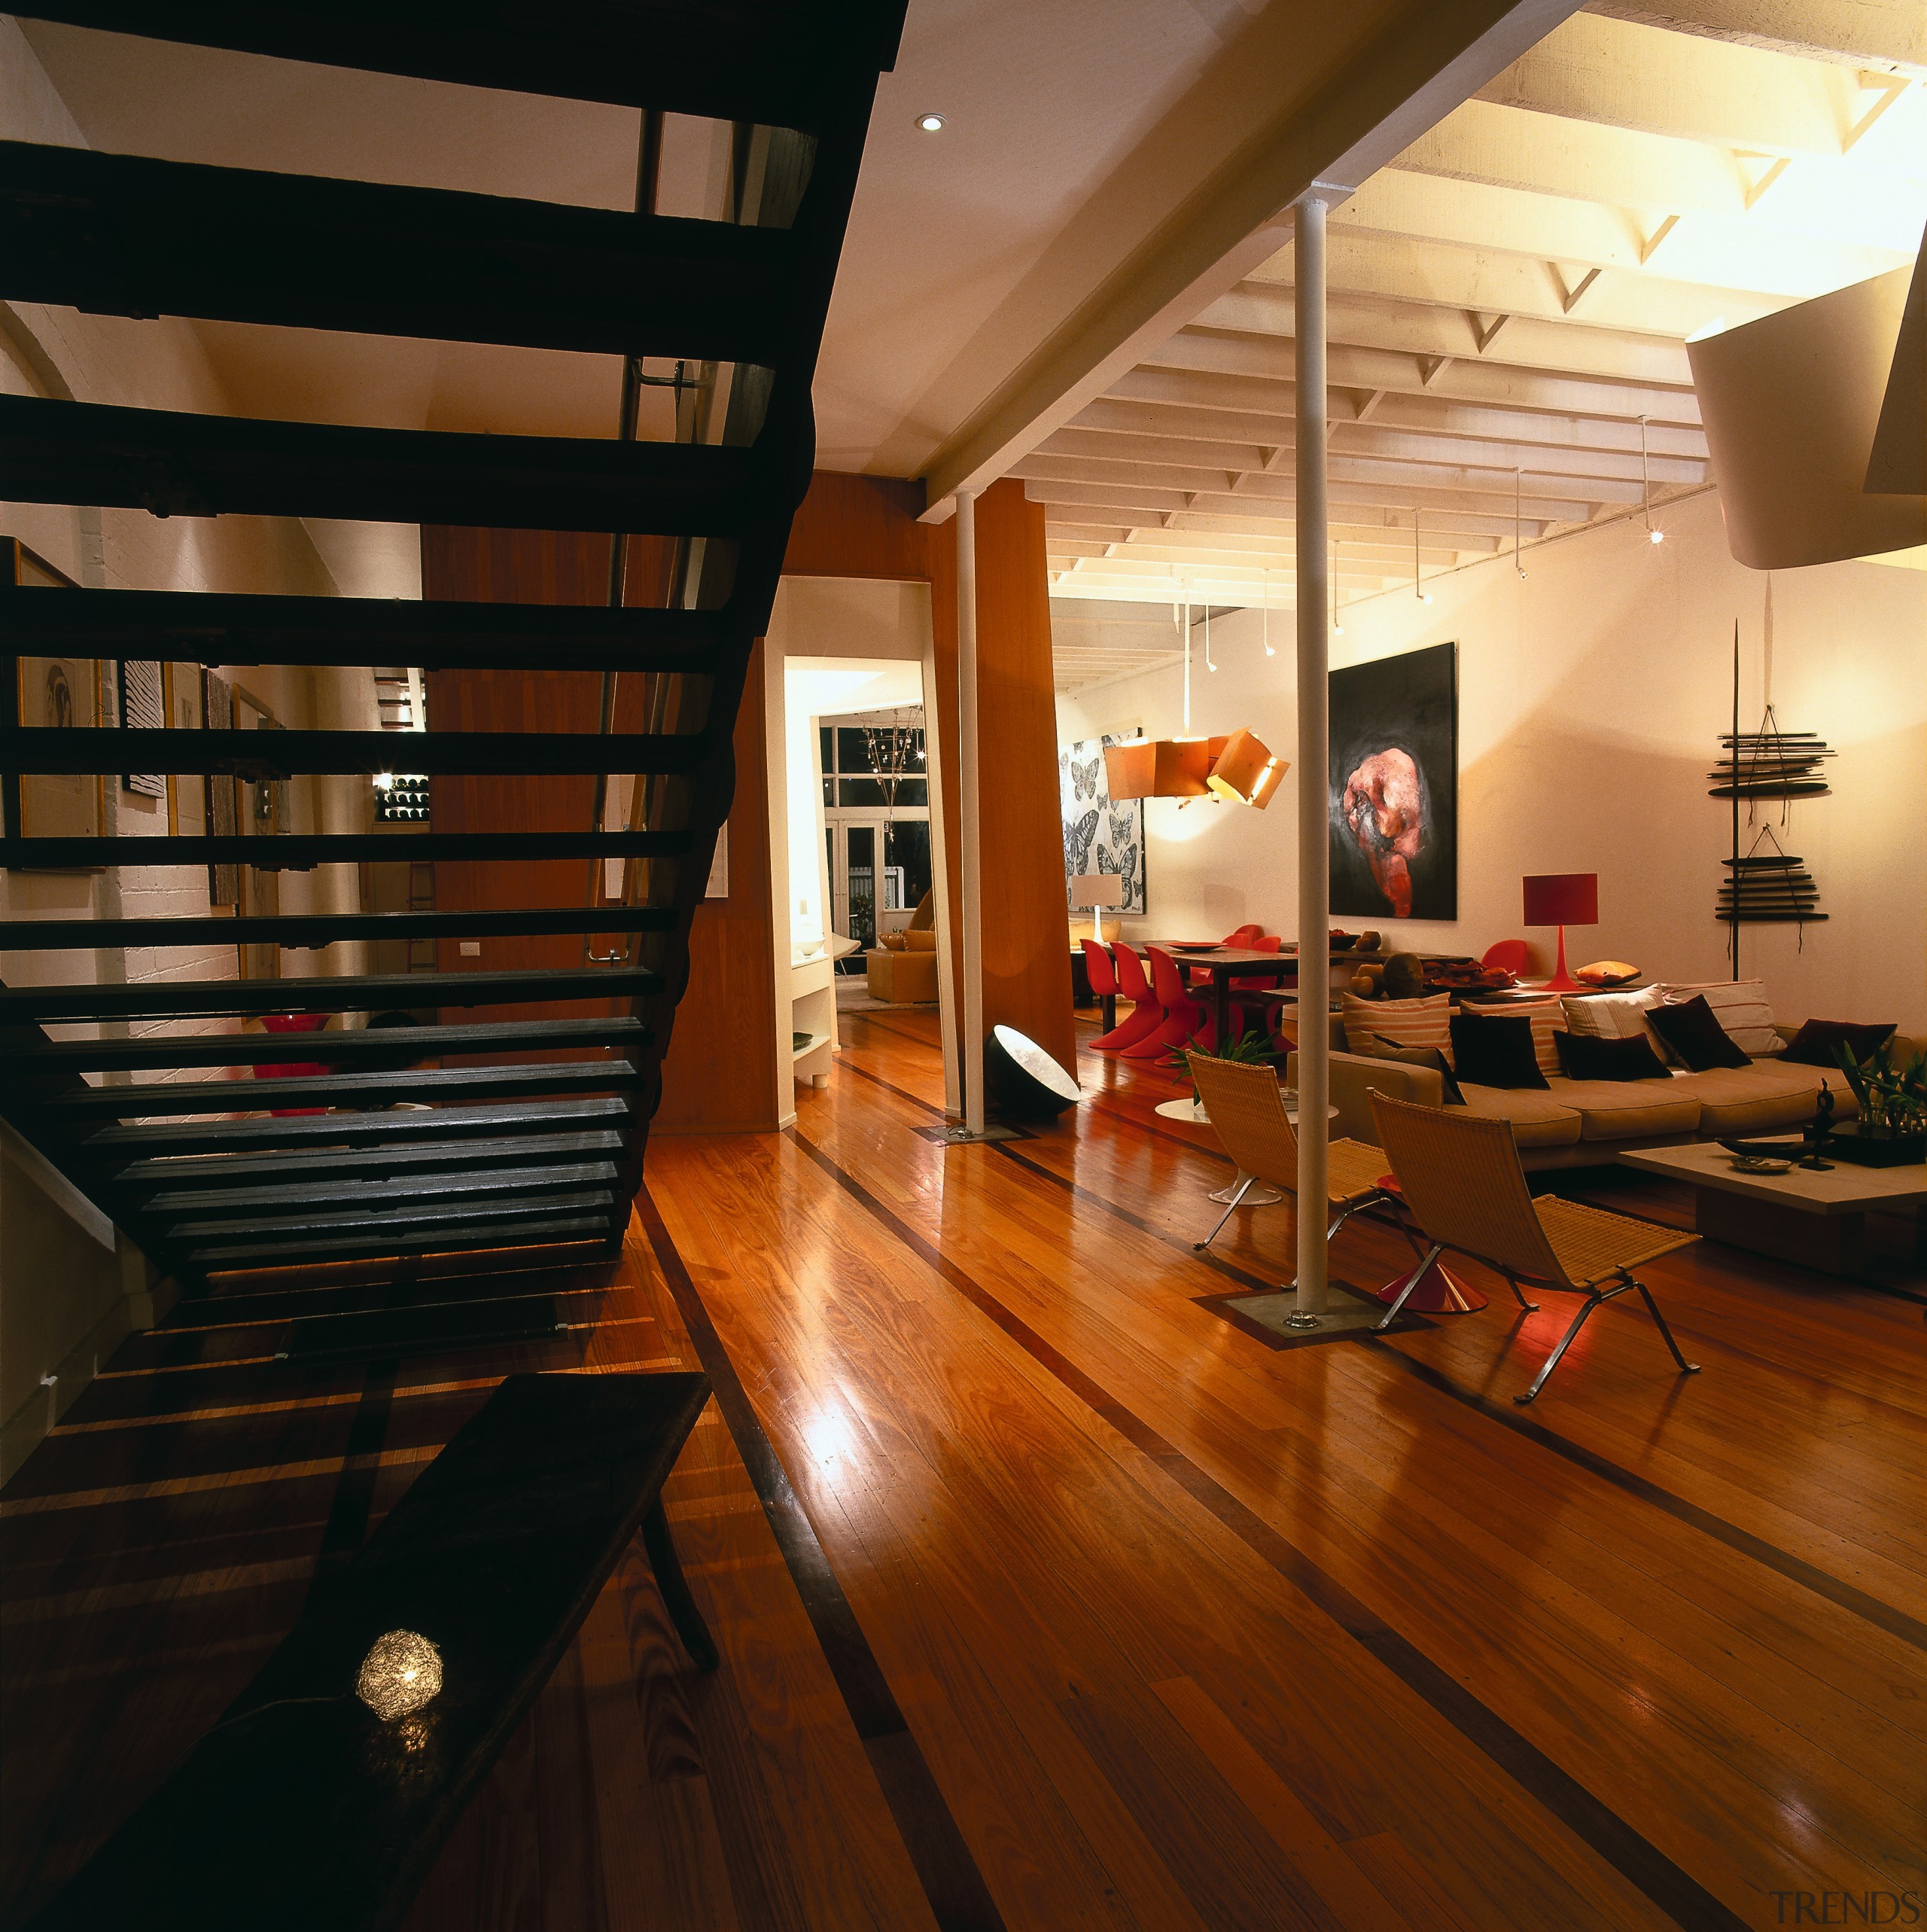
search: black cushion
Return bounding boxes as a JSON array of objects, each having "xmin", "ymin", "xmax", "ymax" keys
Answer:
[
  {"xmin": 1553, "ymin": 1029, "xmax": 1672, "ymax": 1083},
  {"xmin": 1646, "ymin": 995, "xmax": 1751, "ymax": 1071},
  {"xmin": 1780, "ymin": 1018, "xmax": 1896, "ymax": 1068},
  {"xmin": 1368, "ymin": 1035, "xmax": 1466, "ymax": 1105},
  {"xmin": 1448, "ymin": 1012, "xmax": 1548, "ymax": 1089}
]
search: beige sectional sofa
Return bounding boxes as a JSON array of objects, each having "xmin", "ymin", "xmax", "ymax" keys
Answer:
[{"xmin": 1290, "ymin": 1017, "xmax": 1919, "ymax": 1172}]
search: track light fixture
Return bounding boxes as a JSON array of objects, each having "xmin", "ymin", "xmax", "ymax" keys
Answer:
[{"xmin": 1414, "ymin": 516, "xmax": 1432, "ymax": 605}]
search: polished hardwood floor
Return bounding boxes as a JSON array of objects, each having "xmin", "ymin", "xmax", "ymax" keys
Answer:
[{"xmin": 3, "ymin": 1007, "xmax": 1922, "ymax": 1929}]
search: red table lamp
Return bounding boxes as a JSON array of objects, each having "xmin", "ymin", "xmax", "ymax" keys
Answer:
[{"xmin": 1522, "ymin": 873, "xmax": 1598, "ymax": 993}]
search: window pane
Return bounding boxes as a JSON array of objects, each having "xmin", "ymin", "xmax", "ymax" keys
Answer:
[
  {"xmin": 819, "ymin": 725, "xmax": 833, "ymax": 774},
  {"xmin": 836, "ymin": 727, "xmax": 878, "ymax": 775},
  {"xmin": 838, "ymin": 778, "xmax": 927, "ymax": 808}
]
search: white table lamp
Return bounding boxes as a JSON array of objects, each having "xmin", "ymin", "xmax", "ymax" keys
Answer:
[{"xmin": 1070, "ymin": 872, "xmax": 1125, "ymax": 943}]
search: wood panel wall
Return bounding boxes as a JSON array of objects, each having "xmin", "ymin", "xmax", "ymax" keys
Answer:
[{"xmin": 419, "ymin": 471, "xmax": 1070, "ymax": 1133}]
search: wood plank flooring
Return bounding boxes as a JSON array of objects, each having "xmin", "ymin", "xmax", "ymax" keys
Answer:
[{"xmin": 3, "ymin": 1007, "xmax": 1922, "ymax": 1929}]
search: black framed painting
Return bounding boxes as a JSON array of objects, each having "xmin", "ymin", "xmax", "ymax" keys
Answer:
[{"xmin": 1329, "ymin": 641, "xmax": 1457, "ymax": 922}]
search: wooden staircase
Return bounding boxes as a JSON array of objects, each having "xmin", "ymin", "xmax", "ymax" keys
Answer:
[{"xmin": 0, "ymin": 1, "xmax": 906, "ymax": 1282}]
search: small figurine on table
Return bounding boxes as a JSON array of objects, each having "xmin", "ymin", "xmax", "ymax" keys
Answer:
[{"xmin": 1798, "ymin": 1086, "xmax": 1835, "ymax": 1171}]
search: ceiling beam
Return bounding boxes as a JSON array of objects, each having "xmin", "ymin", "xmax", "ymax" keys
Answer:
[
  {"xmin": 1584, "ymin": 1, "xmax": 1927, "ymax": 80},
  {"xmin": 1020, "ymin": 471, "xmax": 1594, "ymax": 529},
  {"xmin": 1044, "ymin": 519, "xmax": 1488, "ymax": 561},
  {"xmin": 1076, "ymin": 385, "xmax": 1709, "ymax": 458},
  {"xmin": 1337, "ymin": 166, "xmax": 1913, "ymax": 299},
  {"xmin": 1119, "ymin": 342, "xmax": 1701, "ymax": 425},
  {"xmin": 1189, "ymin": 287, "xmax": 1700, "ymax": 383},
  {"xmin": 1477, "ymin": 11, "xmax": 1865, "ymax": 157},
  {"xmin": 916, "ymin": 0, "xmax": 1591, "ymax": 515},
  {"xmin": 1241, "ymin": 233, "xmax": 1786, "ymax": 340},
  {"xmin": 1044, "ymin": 419, "xmax": 1708, "ymax": 486}
]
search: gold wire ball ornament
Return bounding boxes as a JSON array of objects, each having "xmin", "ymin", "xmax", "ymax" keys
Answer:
[{"xmin": 355, "ymin": 1631, "xmax": 443, "ymax": 1722}]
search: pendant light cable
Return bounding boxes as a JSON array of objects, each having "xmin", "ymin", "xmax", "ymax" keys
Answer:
[
  {"xmin": 1640, "ymin": 416, "xmax": 1664, "ymax": 543},
  {"xmin": 1515, "ymin": 469, "xmax": 1527, "ymax": 579}
]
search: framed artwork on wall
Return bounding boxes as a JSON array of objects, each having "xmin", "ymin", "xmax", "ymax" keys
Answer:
[
  {"xmin": 1060, "ymin": 732, "xmax": 1148, "ymax": 916},
  {"xmin": 5, "ymin": 538, "xmax": 106, "ymax": 864},
  {"xmin": 1329, "ymin": 641, "xmax": 1458, "ymax": 922},
  {"xmin": 163, "ymin": 660, "xmax": 206, "ymax": 838}
]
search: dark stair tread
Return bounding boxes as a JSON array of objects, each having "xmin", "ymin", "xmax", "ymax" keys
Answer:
[
  {"xmin": 38, "ymin": 1061, "xmax": 640, "ymax": 1119},
  {"xmin": 2, "ymin": 726, "xmax": 706, "ymax": 776},
  {"xmin": 138, "ymin": 1162, "xmax": 620, "ymax": 1214},
  {"xmin": 187, "ymin": 1213, "xmax": 619, "ymax": 1268},
  {"xmin": 0, "ymin": 832, "xmax": 694, "ymax": 873},
  {"xmin": 9, "ymin": 1018, "xmax": 645, "ymax": 1074},
  {"xmin": 106, "ymin": 1132, "xmax": 629, "ymax": 1191},
  {"xmin": 0, "ymin": 907, "xmax": 672, "ymax": 952},
  {"xmin": 3, "ymin": 139, "xmax": 796, "ymax": 362},
  {"xmin": 70, "ymin": 1098, "xmax": 633, "ymax": 1160},
  {"xmin": 168, "ymin": 1188, "xmax": 615, "ymax": 1241},
  {"xmin": 0, "ymin": 394, "xmax": 763, "ymax": 532},
  {"xmin": 9, "ymin": 2, "xmax": 906, "ymax": 128},
  {"xmin": 0, "ymin": 580, "xmax": 726, "ymax": 669},
  {"xmin": 0, "ymin": 968, "xmax": 660, "ymax": 1024}
]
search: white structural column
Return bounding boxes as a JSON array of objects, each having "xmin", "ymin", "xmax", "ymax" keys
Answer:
[
  {"xmin": 955, "ymin": 487, "xmax": 987, "ymax": 1137},
  {"xmin": 1289, "ymin": 194, "xmax": 1332, "ymax": 1328}
]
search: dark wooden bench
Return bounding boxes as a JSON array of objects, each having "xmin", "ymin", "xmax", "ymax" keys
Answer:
[{"xmin": 29, "ymin": 1370, "xmax": 715, "ymax": 1931}]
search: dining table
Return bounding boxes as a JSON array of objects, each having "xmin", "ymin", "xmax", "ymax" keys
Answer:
[{"xmin": 1144, "ymin": 945, "xmax": 1301, "ymax": 1050}]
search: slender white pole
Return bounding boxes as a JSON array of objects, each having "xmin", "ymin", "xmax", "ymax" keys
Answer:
[
  {"xmin": 956, "ymin": 487, "xmax": 987, "ymax": 1137},
  {"xmin": 1291, "ymin": 194, "xmax": 1331, "ymax": 1327}
]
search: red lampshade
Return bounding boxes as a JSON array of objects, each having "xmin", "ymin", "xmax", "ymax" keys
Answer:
[{"xmin": 1522, "ymin": 873, "xmax": 1598, "ymax": 927}]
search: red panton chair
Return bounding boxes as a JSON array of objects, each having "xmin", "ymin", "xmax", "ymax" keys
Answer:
[
  {"xmin": 1189, "ymin": 922, "xmax": 1260, "ymax": 991},
  {"xmin": 1225, "ymin": 933, "xmax": 1283, "ymax": 1044},
  {"xmin": 1081, "ymin": 938, "xmax": 1123, "ymax": 1044},
  {"xmin": 1095, "ymin": 943, "xmax": 1166, "ymax": 1053},
  {"xmin": 1125, "ymin": 946, "xmax": 1210, "ymax": 1058},
  {"xmin": 1481, "ymin": 940, "xmax": 1530, "ymax": 977}
]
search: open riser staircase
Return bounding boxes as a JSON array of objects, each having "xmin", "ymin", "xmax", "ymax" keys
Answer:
[{"xmin": 1, "ymin": 2, "xmax": 906, "ymax": 1284}]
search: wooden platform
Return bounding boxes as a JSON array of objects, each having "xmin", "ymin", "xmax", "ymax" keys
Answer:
[{"xmin": 4, "ymin": 1008, "xmax": 1922, "ymax": 1929}]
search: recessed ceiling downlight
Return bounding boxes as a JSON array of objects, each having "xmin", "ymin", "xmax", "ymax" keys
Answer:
[{"xmin": 916, "ymin": 112, "xmax": 945, "ymax": 133}]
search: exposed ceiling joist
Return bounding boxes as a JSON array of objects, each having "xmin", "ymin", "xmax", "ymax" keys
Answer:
[
  {"xmin": 1584, "ymin": 0, "xmax": 1927, "ymax": 80},
  {"xmin": 1119, "ymin": 343, "xmax": 1702, "ymax": 425},
  {"xmin": 1076, "ymin": 386, "xmax": 1710, "ymax": 459}
]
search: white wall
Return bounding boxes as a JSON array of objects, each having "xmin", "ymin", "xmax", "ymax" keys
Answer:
[{"xmin": 1057, "ymin": 489, "xmax": 1927, "ymax": 1034}]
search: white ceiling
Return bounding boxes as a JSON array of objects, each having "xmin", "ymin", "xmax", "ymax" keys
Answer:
[{"xmin": 1033, "ymin": 1, "xmax": 1927, "ymax": 615}]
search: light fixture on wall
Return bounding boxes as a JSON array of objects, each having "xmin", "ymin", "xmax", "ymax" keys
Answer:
[
  {"xmin": 1514, "ymin": 470, "xmax": 1527, "ymax": 579},
  {"xmin": 1639, "ymin": 417, "xmax": 1664, "ymax": 543},
  {"xmin": 1413, "ymin": 516, "xmax": 1433, "ymax": 604}
]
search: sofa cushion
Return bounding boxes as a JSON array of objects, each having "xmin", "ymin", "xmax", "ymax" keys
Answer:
[
  {"xmin": 1686, "ymin": 1065, "xmax": 1828, "ymax": 1136},
  {"xmin": 1739, "ymin": 1056, "xmax": 1861, "ymax": 1122},
  {"xmin": 1343, "ymin": 992, "xmax": 1450, "ymax": 1060},
  {"xmin": 1560, "ymin": 987, "xmax": 1669, "ymax": 1057},
  {"xmin": 1781, "ymin": 1018, "xmax": 1896, "ymax": 1067},
  {"xmin": 1454, "ymin": 1083, "xmax": 1583, "ymax": 1147},
  {"xmin": 1459, "ymin": 995, "xmax": 1562, "ymax": 1077},
  {"xmin": 1653, "ymin": 978, "xmax": 1782, "ymax": 1056},
  {"xmin": 1648, "ymin": 995, "xmax": 1751, "ymax": 1071},
  {"xmin": 1451, "ymin": 1012, "xmax": 1548, "ymax": 1089},
  {"xmin": 1553, "ymin": 1030, "xmax": 1670, "ymax": 1082},
  {"xmin": 1542, "ymin": 1077, "xmax": 1703, "ymax": 1141}
]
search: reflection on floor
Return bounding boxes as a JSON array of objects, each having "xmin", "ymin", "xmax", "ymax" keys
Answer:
[{"xmin": 3, "ymin": 1007, "xmax": 1922, "ymax": 1929}]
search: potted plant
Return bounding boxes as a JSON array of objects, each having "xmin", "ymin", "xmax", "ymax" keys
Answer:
[
  {"xmin": 1163, "ymin": 1026, "xmax": 1281, "ymax": 1105},
  {"xmin": 1830, "ymin": 1041, "xmax": 1927, "ymax": 1167}
]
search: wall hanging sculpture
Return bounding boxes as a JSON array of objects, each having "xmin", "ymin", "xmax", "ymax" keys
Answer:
[
  {"xmin": 1710, "ymin": 623, "xmax": 1834, "ymax": 968},
  {"xmin": 1329, "ymin": 641, "xmax": 1459, "ymax": 921},
  {"xmin": 1061, "ymin": 732, "xmax": 1147, "ymax": 916}
]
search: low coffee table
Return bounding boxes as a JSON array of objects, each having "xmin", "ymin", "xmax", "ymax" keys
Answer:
[{"xmin": 1616, "ymin": 1141, "xmax": 1927, "ymax": 1275}]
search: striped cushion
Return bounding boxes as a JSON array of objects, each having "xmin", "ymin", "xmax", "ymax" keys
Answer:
[
  {"xmin": 1459, "ymin": 997, "xmax": 1562, "ymax": 1079},
  {"xmin": 1344, "ymin": 992, "xmax": 1451, "ymax": 1062},
  {"xmin": 1561, "ymin": 988, "xmax": 1673, "ymax": 1061},
  {"xmin": 1654, "ymin": 979, "xmax": 1782, "ymax": 1056}
]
